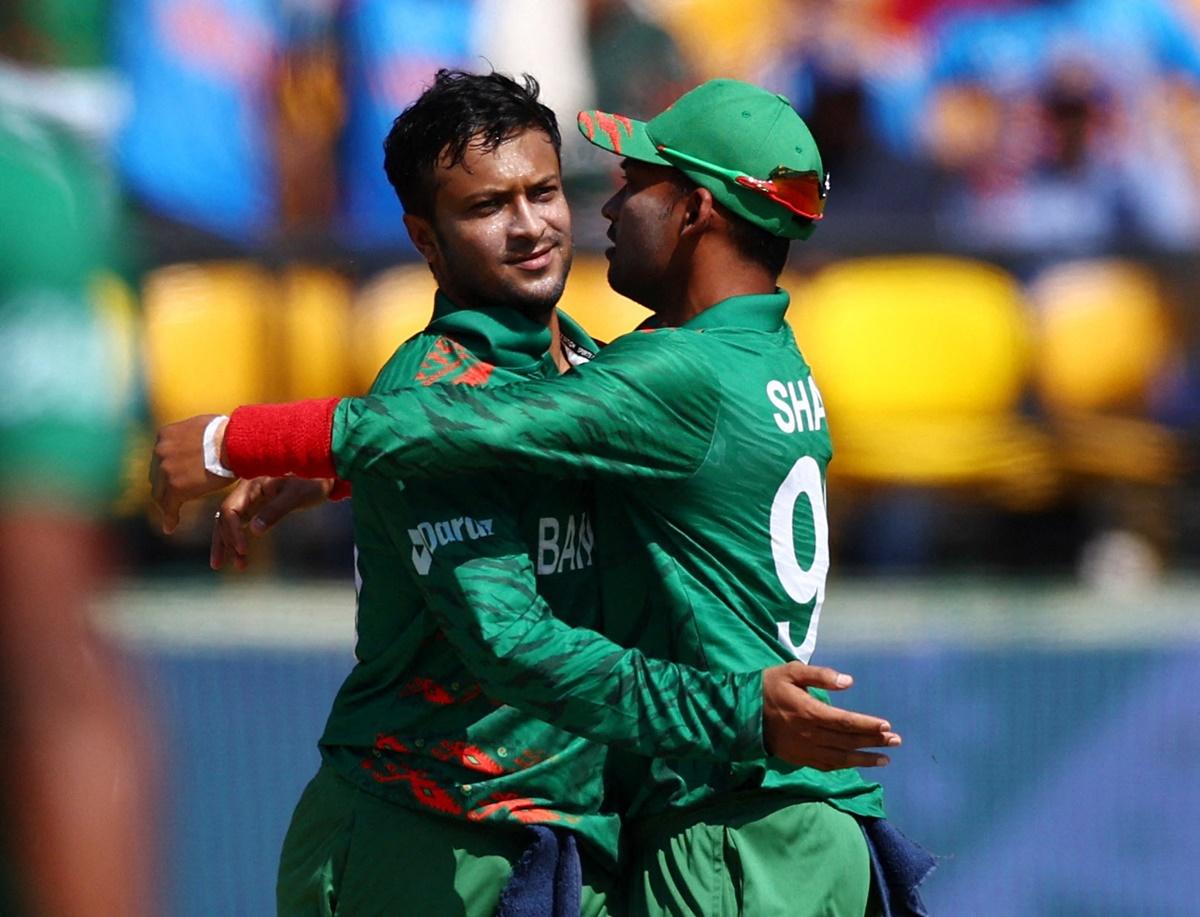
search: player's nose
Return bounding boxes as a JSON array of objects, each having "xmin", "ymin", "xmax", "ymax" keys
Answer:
[
  {"xmin": 600, "ymin": 188, "xmax": 622, "ymax": 224},
  {"xmin": 509, "ymin": 196, "xmax": 545, "ymax": 240}
]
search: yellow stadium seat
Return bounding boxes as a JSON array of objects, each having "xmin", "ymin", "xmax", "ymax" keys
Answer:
[
  {"xmin": 276, "ymin": 265, "xmax": 354, "ymax": 400},
  {"xmin": 1029, "ymin": 259, "xmax": 1171, "ymax": 413},
  {"xmin": 788, "ymin": 255, "xmax": 1055, "ymax": 506},
  {"xmin": 90, "ymin": 270, "xmax": 150, "ymax": 518},
  {"xmin": 1028, "ymin": 259, "xmax": 1180, "ymax": 484},
  {"xmin": 349, "ymin": 265, "xmax": 438, "ymax": 392},
  {"xmin": 142, "ymin": 261, "xmax": 274, "ymax": 425},
  {"xmin": 778, "ymin": 267, "xmax": 812, "ymax": 307},
  {"xmin": 557, "ymin": 255, "xmax": 650, "ymax": 343},
  {"xmin": 92, "ymin": 269, "xmax": 140, "ymax": 410}
]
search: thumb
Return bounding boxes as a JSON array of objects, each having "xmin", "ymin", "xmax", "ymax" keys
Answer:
[
  {"xmin": 251, "ymin": 489, "xmax": 305, "ymax": 534},
  {"xmin": 786, "ymin": 662, "xmax": 853, "ymax": 691},
  {"xmin": 161, "ymin": 494, "xmax": 182, "ymax": 535}
]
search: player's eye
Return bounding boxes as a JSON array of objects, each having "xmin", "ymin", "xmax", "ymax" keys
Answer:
[{"xmin": 530, "ymin": 184, "xmax": 559, "ymax": 202}]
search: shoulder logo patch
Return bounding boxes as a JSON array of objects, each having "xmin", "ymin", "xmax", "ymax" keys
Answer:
[{"xmin": 415, "ymin": 337, "xmax": 495, "ymax": 387}]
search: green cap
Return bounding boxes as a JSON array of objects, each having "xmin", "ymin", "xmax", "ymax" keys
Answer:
[{"xmin": 577, "ymin": 79, "xmax": 827, "ymax": 241}]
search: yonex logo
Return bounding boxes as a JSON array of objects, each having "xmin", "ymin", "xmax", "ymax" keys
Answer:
[{"xmin": 408, "ymin": 516, "xmax": 494, "ymax": 575}]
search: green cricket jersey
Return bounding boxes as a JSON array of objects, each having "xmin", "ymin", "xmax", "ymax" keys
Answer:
[
  {"xmin": 0, "ymin": 100, "xmax": 127, "ymax": 914},
  {"xmin": 319, "ymin": 293, "xmax": 766, "ymax": 866},
  {"xmin": 327, "ymin": 289, "xmax": 886, "ymax": 822},
  {"xmin": 0, "ymin": 104, "xmax": 126, "ymax": 510}
]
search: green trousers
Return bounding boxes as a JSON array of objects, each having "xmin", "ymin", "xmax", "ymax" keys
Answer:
[
  {"xmin": 625, "ymin": 795, "xmax": 872, "ymax": 917},
  {"xmin": 277, "ymin": 764, "xmax": 616, "ymax": 916}
]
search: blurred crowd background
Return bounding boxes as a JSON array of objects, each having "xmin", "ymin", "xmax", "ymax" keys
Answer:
[
  {"xmin": 7, "ymin": 0, "xmax": 1200, "ymax": 585},
  {"xmin": 4, "ymin": 3, "xmax": 1200, "ymax": 915}
]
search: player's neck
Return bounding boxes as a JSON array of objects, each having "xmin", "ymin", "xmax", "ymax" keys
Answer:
[
  {"xmin": 544, "ymin": 308, "xmax": 570, "ymax": 372},
  {"xmin": 660, "ymin": 258, "xmax": 777, "ymax": 327}
]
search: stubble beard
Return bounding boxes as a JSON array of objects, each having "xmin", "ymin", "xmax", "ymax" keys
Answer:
[{"xmin": 440, "ymin": 234, "xmax": 573, "ymax": 319}]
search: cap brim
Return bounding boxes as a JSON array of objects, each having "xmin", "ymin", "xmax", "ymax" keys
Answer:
[{"xmin": 577, "ymin": 110, "xmax": 669, "ymax": 165}]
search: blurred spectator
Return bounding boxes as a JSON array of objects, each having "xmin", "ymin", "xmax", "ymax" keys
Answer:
[
  {"xmin": 921, "ymin": 0, "xmax": 1200, "ymax": 257},
  {"xmin": 275, "ymin": 0, "xmax": 344, "ymax": 234},
  {"xmin": 755, "ymin": 0, "xmax": 941, "ymax": 248},
  {"xmin": 1, "ymin": 6, "xmax": 156, "ymax": 916}
]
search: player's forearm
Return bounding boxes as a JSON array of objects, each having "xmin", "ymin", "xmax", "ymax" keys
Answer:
[
  {"xmin": 331, "ymin": 377, "xmax": 710, "ymax": 483},
  {"xmin": 221, "ymin": 397, "xmax": 342, "ymax": 479},
  {"xmin": 434, "ymin": 567, "xmax": 765, "ymax": 761},
  {"xmin": 220, "ymin": 354, "xmax": 716, "ymax": 484}
]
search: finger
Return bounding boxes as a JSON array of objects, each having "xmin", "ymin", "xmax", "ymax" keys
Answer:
[
  {"xmin": 786, "ymin": 662, "xmax": 853, "ymax": 691},
  {"xmin": 790, "ymin": 725, "xmax": 902, "ymax": 753},
  {"xmin": 228, "ymin": 477, "xmax": 272, "ymax": 535},
  {"xmin": 221, "ymin": 478, "xmax": 263, "ymax": 518},
  {"xmin": 220, "ymin": 478, "xmax": 266, "ymax": 553},
  {"xmin": 210, "ymin": 512, "xmax": 226, "ymax": 570},
  {"xmin": 795, "ymin": 693, "xmax": 893, "ymax": 735},
  {"xmin": 251, "ymin": 485, "xmax": 308, "ymax": 533},
  {"xmin": 221, "ymin": 505, "xmax": 249, "ymax": 560},
  {"xmin": 818, "ymin": 749, "xmax": 891, "ymax": 770},
  {"xmin": 784, "ymin": 745, "xmax": 892, "ymax": 771},
  {"xmin": 161, "ymin": 493, "xmax": 181, "ymax": 535}
]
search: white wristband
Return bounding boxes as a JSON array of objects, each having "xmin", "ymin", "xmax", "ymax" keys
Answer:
[{"xmin": 203, "ymin": 415, "xmax": 236, "ymax": 479}]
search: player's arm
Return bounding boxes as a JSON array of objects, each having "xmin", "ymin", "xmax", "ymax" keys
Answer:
[
  {"xmin": 332, "ymin": 331, "xmax": 719, "ymax": 484},
  {"xmin": 1, "ymin": 156, "xmax": 155, "ymax": 914},
  {"xmin": 149, "ymin": 333, "xmax": 717, "ymax": 528},
  {"xmin": 228, "ymin": 331, "xmax": 715, "ymax": 481},
  {"xmin": 394, "ymin": 482, "xmax": 897, "ymax": 769},
  {"xmin": 397, "ymin": 475, "xmax": 761, "ymax": 762}
]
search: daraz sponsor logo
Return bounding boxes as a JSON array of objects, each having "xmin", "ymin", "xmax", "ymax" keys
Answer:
[{"xmin": 408, "ymin": 516, "xmax": 494, "ymax": 575}]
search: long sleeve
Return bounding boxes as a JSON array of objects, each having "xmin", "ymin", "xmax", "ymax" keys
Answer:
[
  {"xmin": 331, "ymin": 330, "xmax": 720, "ymax": 484},
  {"xmin": 393, "ymin": 473, "xmax": 765, "ymax": 763}
]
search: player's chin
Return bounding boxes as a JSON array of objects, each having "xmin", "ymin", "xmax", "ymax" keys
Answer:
[
  {"xmin": 513, "ymin": 281, "xmax": 567, "ymax": 314},
  {"xmin": 605, "ymin": 259, "xmax": 637, "ymax": 302},
  {"xmin": 506, "ymin": 264, "xmax": 568, "ymax": 307}
]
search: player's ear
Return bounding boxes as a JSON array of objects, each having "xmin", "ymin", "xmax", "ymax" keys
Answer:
[
  {"xmin": 679, "ymin": 186, "xmax": 715, "ymax": 239},
  {"xmin": 404, "ymin": 214, "xmax": 440, "ymax": 266}
]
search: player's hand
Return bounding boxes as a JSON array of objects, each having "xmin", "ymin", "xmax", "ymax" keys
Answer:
[
  {"xmin": 211, "ymin": 476, "xmax": 335, "ymax": 570},
  {"xmin": 149, "ymin": 414, "xmax": 232, "ymax": 534},
  {"xmin": 761, "ymin": 662, "xmax": 901, "ymax": 771}
]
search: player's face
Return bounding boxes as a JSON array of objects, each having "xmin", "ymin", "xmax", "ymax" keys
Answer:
[
  {"xmin": 408, "ymin": 129, "xmax": 572, "ymax": 317},
  {"xmin": 601, "ymin": 158, "xmax": 685, "ymax": 309}
]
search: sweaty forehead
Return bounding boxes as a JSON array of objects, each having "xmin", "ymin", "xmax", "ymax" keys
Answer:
[
  {"xmin": 438, "ymin": 129, "xmax": 558, "ymax": 178},
  {"xmin": 428, "ymin": 130, "xmax": 559, "ymax": 207}
]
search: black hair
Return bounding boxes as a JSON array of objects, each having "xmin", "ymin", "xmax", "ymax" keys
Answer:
[
  {"xmin": 725, "ymin": 211, "xmax": 793, "ymax": 278},
  {"xmin": 671, "ymin": 174, "xmax": 792, "ymax": 278},
  {"xmin": 383, "ymin": 69, "xmax": 562, "ymax": 219}
]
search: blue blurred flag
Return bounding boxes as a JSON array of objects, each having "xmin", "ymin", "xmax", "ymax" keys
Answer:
[
  {"xmin": 115, "ymin": 0, "xmax": 282, "ymax": 242},
  {"xmin": 339, "ymin": 0, "xmax": 475, "ymax": 250}
]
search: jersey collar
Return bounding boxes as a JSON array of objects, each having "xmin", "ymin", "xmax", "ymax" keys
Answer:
[
  {"xmin": 428, "ymin": 290, "xmax": 600, "ymax": 368},
  {"xmin": 682, "ymin": 288, "xmax": 791, "ymax": 333}
]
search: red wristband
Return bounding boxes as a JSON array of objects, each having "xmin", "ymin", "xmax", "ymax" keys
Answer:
[{"xmin": 224, "ymin": 398, "xmax": 341, "ymax": 479}]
